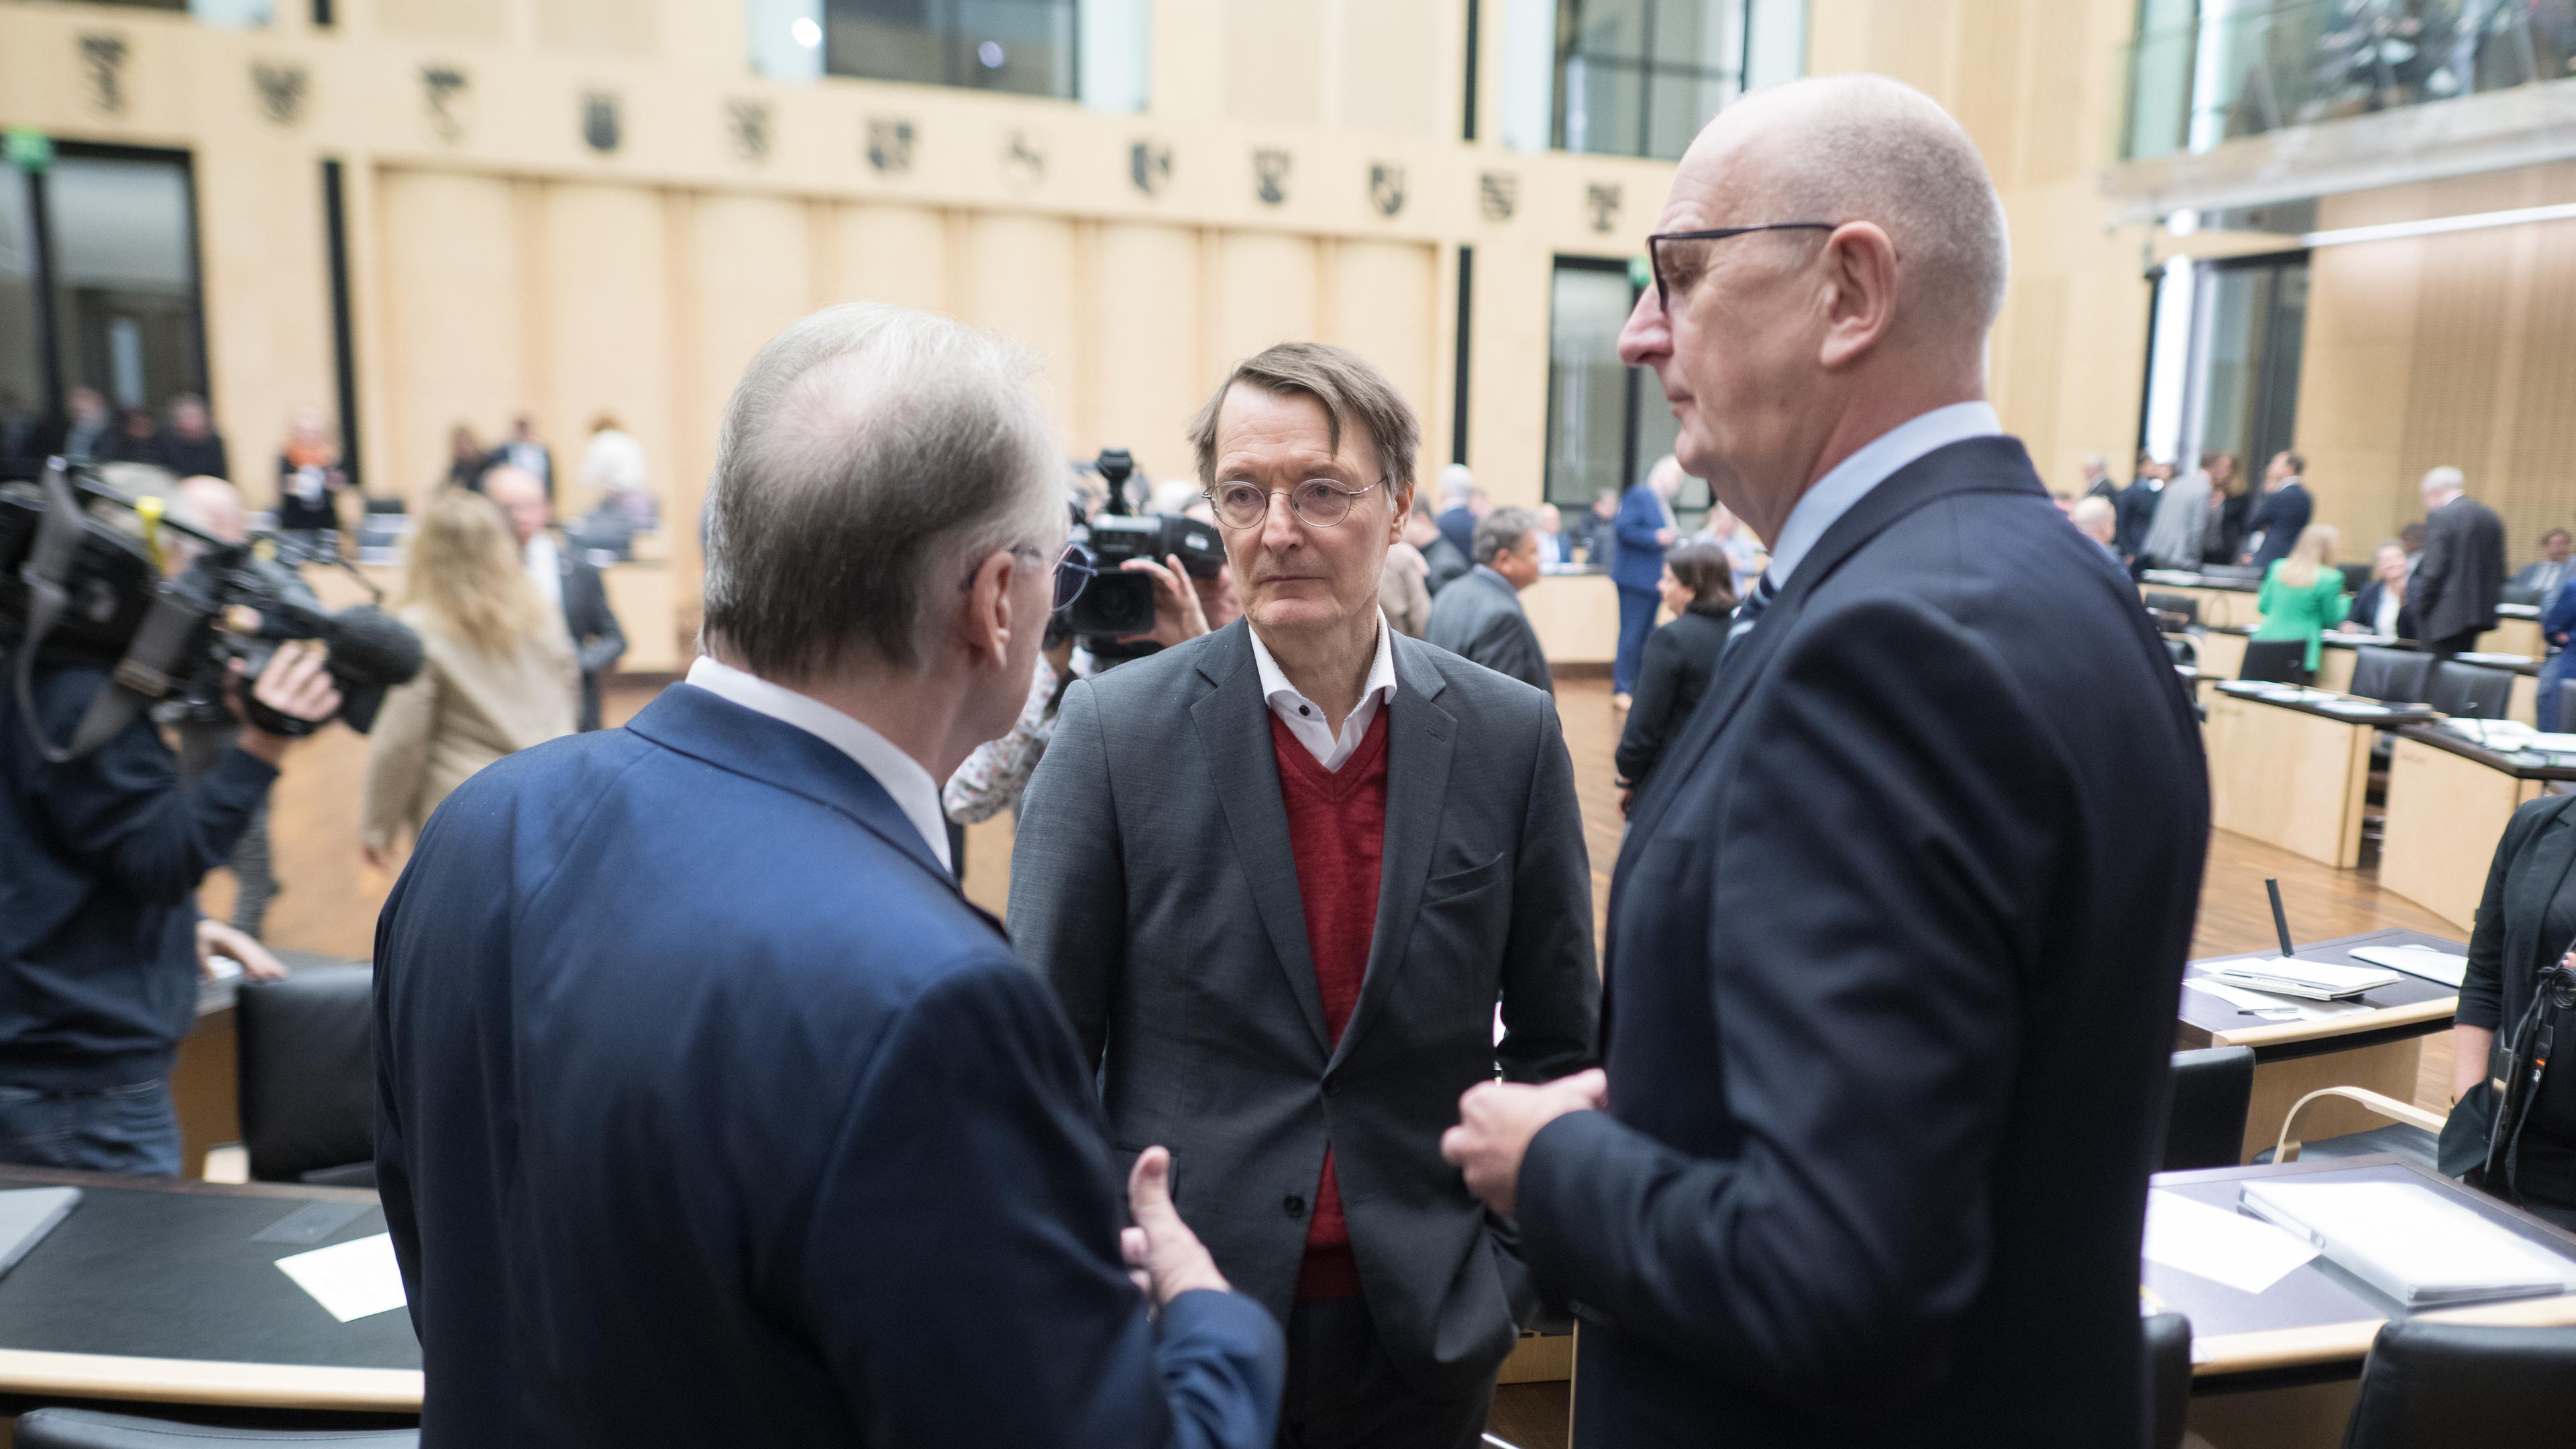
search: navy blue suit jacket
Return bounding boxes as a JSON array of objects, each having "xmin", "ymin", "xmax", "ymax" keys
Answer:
[
  {"xmin": 1521, "ymin": 438, "xmax": 2207, "ymax": 1446},
  {"xmin": 1609, "ymin": 486, "xmax": 1669, "ymax": 592},
  {"xmin": 2243, "ymin": 482, "xmax": 2312, "ymax": 570},
  {"xmin": 1437, "ymin": 505, "xmax": 1477, "ymax": 561},
  {"xmin": 374, "ymin": 682, "xmax": 1283, "ymax": 1447}
]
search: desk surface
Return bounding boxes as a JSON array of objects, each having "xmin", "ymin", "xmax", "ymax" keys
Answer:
[
  {"xmin": 2143, "ymin": 571, "xmax": 2261, "ymax": 594},
  {"xmin": 2210, "ymin": 682, "xmax": 2440, "ymax": 729},
  {"xmin": 0, "ymin": 1166, "xmax": 419, "ymax": 1413},
  {"xmin": 2396, "ymin": 722, "xmax": 2576, "ymax": 782},
  {"xmin": 2180, "ymin": 928, "xmax": 2462, "ymax": 1056},
  {"xmin": 2152, "ymin": 1156, "xmax": 2576, "ymax": 1385}
]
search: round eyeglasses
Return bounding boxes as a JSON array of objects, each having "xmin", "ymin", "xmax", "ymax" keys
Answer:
[
  {"xmin": 1203, "ymin": 478, "xmax": 1382, "ymax": 529},
  {"xmin": 967, "ymin": 541, "xmax": 1095, "ymax": 614}
]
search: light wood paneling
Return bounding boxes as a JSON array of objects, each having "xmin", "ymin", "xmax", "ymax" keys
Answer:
[
  {"xmin": 1325, "ymin": 238, "xmax": 1438, "ymax": 475},
  {"xmin": 535, "ymin": 0, "xmax": 659, "ymax": 56},
  {"xmin": 829, "ymin": 203, "xmax": 953, "ymax": 316},
  {"xmin": 957, "ymin": 212, "xmax": 1081, "ymax": 447},
  {"xmin": 1089, "ymin": 221, "xmax": 1207, "ymax": 480},
  {"xmin": 2204, "ymin": 696, "xmax": 2373, "ymax": 868},
  {"xmin": 373, "ymin": 0, "xmax": 508, "ymax": 42},
  {"xmin": 1222, "ymin": 0, "xmax": 1325, "ymax": 128},
  {"xmin": 1212, "ymin": 230, "xmax": 1322, "ymax": 375},
  {"xmin": 2379, "ymin": 736, "xmax": 2538, "ymax": 931},
  {"xmin": 376, "ymin": 168, "xmax": 525, "ymax": 502},
  {"xmin": 543, "ymin": 181, "xmax": 675, "ymax": 519},
  {"xmin": 1338, "ymin": 0, "xmax": 1441, "ymax": 138}
]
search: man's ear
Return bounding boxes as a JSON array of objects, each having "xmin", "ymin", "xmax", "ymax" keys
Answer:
[
  {"xmin": 1817, "ymin": 221, "xmax": 1900, "ymax": 372},
  {"xmin": 961, "ymin": 548, "xmax": 1018, "ymax": 668},
  {"xmin": 1390, "ymin": 484, "xmax": 1415, "ymax": 543}
]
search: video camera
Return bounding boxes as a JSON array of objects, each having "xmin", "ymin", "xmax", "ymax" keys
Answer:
[
  {"xmin": 1, "ymin": 459, "xmax": 424, "ymax": 762},
  {"xmin": 1068, "ymin": 447, "xmax": 1224, "ymax": 659}
]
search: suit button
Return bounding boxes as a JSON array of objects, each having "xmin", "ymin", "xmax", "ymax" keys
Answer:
[{"xmin": 1283, "ymin": 1194, "xmax": 1307, "ymax": 1218}]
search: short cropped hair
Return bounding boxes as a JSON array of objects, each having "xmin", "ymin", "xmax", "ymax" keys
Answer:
[
  {"xmin": 702, "ymin": 303, "xmax": 1059, "ymax": 678},
  {"xmin": 1187, "ymin": 342, "xmax": 1421, "ymax": 494},
  {"xmin": 1473, "ymin": 507, "xmax": 1539, "ymax": 566}
]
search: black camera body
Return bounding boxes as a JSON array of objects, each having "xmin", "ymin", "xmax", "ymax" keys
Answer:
[
  {"xmin": 1067, "ymin": 447, "xmax": 1224, "ymax": 652},
  {"xmin": 1, "ymin": 462, "xmax": 423, "ymax": 759}
]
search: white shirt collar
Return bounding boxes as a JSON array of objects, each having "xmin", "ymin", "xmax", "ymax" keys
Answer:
[
  {"xmin": 682, "ymin": 656, "xmax": 953, "ymax": 872},
  {"xmin": 1762, "ymin": 401, "xmax": 2003, "ymax": 588},
  {"xmin": 1247, "ymin": 612, "xmax": 1399, "ymax": 772},
  {"xmin": 524, "ymin": 533, "xmax": 563, "ymax": 610}
]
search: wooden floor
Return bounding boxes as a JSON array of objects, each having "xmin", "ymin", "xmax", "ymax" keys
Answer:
[{"xmin": 211, "ymin": 671, "xmax": 2477, "ymax": 1449}]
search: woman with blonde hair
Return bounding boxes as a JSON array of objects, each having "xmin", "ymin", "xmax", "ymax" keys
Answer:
[
  {"xmin": 361, "ymin": 490, "xmax": 576, "ymax": 869},
  {"xmin": 2253, "ymin": 522, "xmax": 2352, "ymax": 676}
]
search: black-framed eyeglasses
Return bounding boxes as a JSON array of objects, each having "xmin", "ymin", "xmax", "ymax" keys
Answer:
[
  {"xmin": 963, "ymin": 541, "xmax": 1095, "ymax": 614},
  {"xmin": 1203, "ymin": 478, "xmax": 1383, "ymax": 529},
  {"xmin": 1646, "ymin": 224, "xmax": 1837, "ymax": 313}
]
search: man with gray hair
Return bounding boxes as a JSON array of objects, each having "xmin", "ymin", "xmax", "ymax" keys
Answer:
[
  {"xmin": 2412, "ymin": 464, "xmax": 2508, "ymax": 657},
  {"xmin": 1427, "ymin": 506, "xmax": 1553, "ymax": 694},
  {"xmin": 374, "ymin": 303, "xmax": 1284, "ymax": 1447},
  {"xmin": 1440, "ymin": 76, "xmax": 2206, "ymax": 1446},
  {"xmin": 1014, "ymin": 341, "xmax": 1597, "ymax": 1448},
  {"xmin": 1434, "ymin": 462, "xmax": 1478, "ymax": 559}
]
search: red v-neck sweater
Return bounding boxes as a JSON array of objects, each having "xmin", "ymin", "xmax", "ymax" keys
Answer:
[{"xmin": 1269, "ymin": 704, "xmax": 1391, "ymax": 1300}]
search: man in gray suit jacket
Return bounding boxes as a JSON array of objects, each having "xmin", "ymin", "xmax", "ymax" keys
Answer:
[
  {"xmin": 1428, "ymin": 508, "xmax": 1553, "ymax": 695},
  {"xmin": 1014, "ymin": 342, "xmax": 1599, "ymax": 1449},
  {"xmin": 2414, "ymin": 465, "xmax": 2509, "ymax": 657}
]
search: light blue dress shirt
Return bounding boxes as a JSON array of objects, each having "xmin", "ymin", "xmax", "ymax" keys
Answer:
[{"xmin": 1758, "ymin": 401, "xmax": 2004, "ymax": 590}]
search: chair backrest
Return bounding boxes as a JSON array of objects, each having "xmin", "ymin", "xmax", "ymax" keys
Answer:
[
  {"xmin": 2144, "ymin": 591, "xmax": 2199, "ymax": 625},
  {"xmin": 2339, "ymin": 561, "xmax": 2375, "ymax": 594},
  {"xmin": 2500, "ymin": 582, "xmax": 2543, "ymax": 608},
  {"xmin": 2427, "ymin": 661, "xmax": 2514, "ymax": 720},
  {"xmin": 13, "ymin": 1408, "xmax": 417, "ymax": 1448},
  {"xmin": 2350, "ymin": 647, "xmax": 2433, "ymax": 704},
  {"xmin": 236, "ymin": 965, "xmax": 374, "ymax": 1184},
  {"xmin": 2239, "ymin": 638, "xmax": 2310, "ymax": 684},
  {"xmin": 2341, "ymin": 1320, "xmax": 2576, "ymax": 1449},
  {"xmin": 2161, "ymin": 1046, "xmax": 2255, "ymax": 1172},
  {"xmin": 2143, "ymin": 1312, "xmax": 2192, "ymax": 1449}
]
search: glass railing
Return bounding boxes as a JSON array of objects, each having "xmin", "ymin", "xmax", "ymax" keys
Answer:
[{"xmin": 2123, "ymin": 0, "xmax": 2576, "ymax": 162}]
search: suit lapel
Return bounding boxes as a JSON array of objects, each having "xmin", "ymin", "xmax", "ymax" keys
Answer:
[
  {"xmin": 1191, "ymin": 624, "xmax": 1332, "ymax": 1056},
  {"xmin": 1330, "ymin": 635, "xmax": 1454, "ymax": 1073}
]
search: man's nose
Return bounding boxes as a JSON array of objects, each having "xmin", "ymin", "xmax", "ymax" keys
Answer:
[
  {"xmin": 1617, "ymin": 285, "xmax": 1669, "ymax": 369},
  {"xmin": 1258, "ymin": 490, "xmax": 1307, "ymax": 553}
]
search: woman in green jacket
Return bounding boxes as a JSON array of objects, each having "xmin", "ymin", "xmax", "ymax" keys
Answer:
[{"xmin": 2254, "ymin": 523, "xmax": 2351, "ymax": 675}]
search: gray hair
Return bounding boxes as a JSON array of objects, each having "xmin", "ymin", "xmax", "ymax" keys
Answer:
[
  {"xmin": 701, "ymin": 303, "xmax": 1061, "ymax": 678},
  {"xmin": 1187, "ymin": 342, "xmax": 1421, "ymax": 494},
  {"xmin": 1439, "ymin": 463, "xmax": 1474, "ymax": 504},
  {"xmin": 1473, "ymin": 506, "xmax": 1540, "ymax": 566},
  {"xmin": 2421, "ymin": 466, "xmax": 2465, "ymax": 498}
]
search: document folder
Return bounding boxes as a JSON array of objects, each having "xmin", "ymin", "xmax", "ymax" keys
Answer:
[{"xmin": 2240, "ymin": 1180, "xmax": 2576, "ymax": 1306}]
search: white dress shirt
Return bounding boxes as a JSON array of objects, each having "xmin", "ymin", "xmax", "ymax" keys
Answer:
[
  {"xmin": 1760, "ymin": 401, "xmax": 2005, "ymax": 590},
  {"xmin": 2374, "ymin": 586, "xmax": 2404, "ymax": 638},
  {"xmin": 1248, "ymin": 613, "xmax": 1399, "ymax": 772},
  {"xmin": 683, "ymin": 656, "xmax": 953, "ymax": 872},
  {"xmin": 524, "ymin": 532, "xmax": 565, "ymax": 614}
]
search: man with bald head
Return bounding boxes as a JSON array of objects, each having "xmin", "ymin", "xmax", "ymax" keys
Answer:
[
  {"xmin": 1441, "ymin": 76, "xmax": 2206, "ymax": 1446},
  {"xmin": 484, "ymin": 464, "xmax": 625, "ymax": 730}
]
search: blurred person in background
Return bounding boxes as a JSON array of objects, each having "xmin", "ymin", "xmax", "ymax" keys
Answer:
[
  {"xmin": 1582, "ymin": 489, "xmax": 1619, "ymax": 566},
  {"xmin": 1533, "ymin": 502, "xmax": 1574, "ymax": 565},
  {"xmin": 493, "ymin": 415, "xmax": 554, "ymax": 502},
  {"xmin": 57, "ymin": 388, "xmax": 110, "ymax": 463},
  {"xmin": 1428, "ymin": 506, "xmax": 1553, "ymax": 694},
  {"xmin": 2252, "ymin": 524, "xmax": 2351, "ymax": 678},
  {"xmin": 1609, "ymin": 455, "xmax": 1684, "ymax": 708},
  {"xmin": 2413, "ymin": 465, "xmax": 2508, "ymax": 658},
  {"xmin": 162, "ymin": 396, "xmax": 229, "ymax": 480},
  {"xmin": 360, "ymin": 490, "xmax": 576, "ymax": 871},
  {"xmin": 2200, "ymin": 451, "xmax": 2248, "ymax": 566},
  {"xmin": 274, "ymin": 407, "xmax": 350, "ymax": 536},
  {"xmin": 1404, "ymin": 500, "xmax": 1470, "ymax": 597},
  {"xmin": 166, "ymin": 477, "xmax": 282, "ymax": 940},
  {"xmin": 2141, "ymin": 451, "xmax": 2210, "ymax": 572},
  {"xmin": 2070, "ymin": 495, "xmax": 2121, "ymax": 565},
  {"xmin": 1611, "ymin": 540, "xmax": 1736, "ymax": 812},
  {"xmin": 1434, "ymin": 464, "xmax": 1477, "ymax": 558},
  {"xmin": 2079, "ymin": 452, "xmax": 2114, "ymax": 500},
  {"xmin": 2539, "ymin": 563, "xmax": 2576, "ymax": 731},
  {"xmin": 1693, "ymin": 500, "xmax": 1767, "ymax": 596},
  {"xmin": 106, "ymin": 408, "xmax": 164, "ymax": 468},
  {"xmin": 1380, "ymin": 519, "xmax": 1435, "ymax": 637},
  {"xmin": 2341, "ymin": 539, "xmax": 2416, "ymax": 641},
  {"xmin": 2239, "ymin": 450, "xmax": 2312, "ymax": 571},
  {"xmin": 577, "ymin": 413, "xmax": 657, "ymax": 529},
  {"xmin": 2514, "ymin": 527, "xmax": 2572, "ymax": 599},
  {"xmin": 485, "ymin": 466, "xmax": 626, "ymax": 733},
  {"xmin": 445, "ymin": 424, "xmax": 490, "ymax": 492},
  {"xmin": 2116, "ymin": 452, "xmax": 2168, "ymax": 566}
]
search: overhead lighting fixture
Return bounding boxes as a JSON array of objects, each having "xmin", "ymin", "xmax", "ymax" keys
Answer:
[
  {"xmin": 2300, "ymin": 199, "xmax": 2576, "ymax": 249},
  {"xmin": 792, "ymin": 15, "xmax": 820, "ymax": 48}
]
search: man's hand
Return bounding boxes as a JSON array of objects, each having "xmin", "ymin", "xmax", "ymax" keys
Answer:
[
  {"xmin": 1115, "ymin": 555, "xmax": 1212, "ymax": 647},
  {"xmin": 195, "ymin": 918, "xmax": 287, "ymax": 981},
  {"xmin": 1120, "ymin": 1146, "xmax": 1229, "ymax": 1312},
  {"xmin": 1656, "ymin": 527, "xmax": 1677, "ymax": 547},
  {"xmin": 230, "ymin": 641, "xmax": 342, "ymax": 766},
  {"xmin": 1440, "ymin": 1069, "xmax": 1608, "ymax": 1217}
]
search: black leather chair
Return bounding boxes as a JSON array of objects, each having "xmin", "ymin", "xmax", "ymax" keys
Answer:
[
  {"xmin": 2161, "ymin": 1046, "xmax": 2254, "ymax": 1171},
  {"xmin": 12, "ymin": 1410, "xmax": 415, "ymax": 1448},
  {"xmin": 2144, "ymin": 591, "xmax": 2200, "ymax": 625},
  {"xmin": 237, "ymin": 965, "xmax": 376, "ymax": 1187},
  {"xmin": 2427, "ymin": 661, "xmax": 2514, "ymax": 720},
  {"xmin": 2340, "ymin": 1320, "xmax": 2576, "ymax": 1449},
  {"xmin": 2239, "ymin": 638, "xmax": 2310, "ymax": 684},
  {"xmin": 2142, "ymin": 1312, "xmax": 2192, "ymax": 1449},
  {"xmin": 2350, "ymin": 646, "xmax": 2433, "ymax": 704}
]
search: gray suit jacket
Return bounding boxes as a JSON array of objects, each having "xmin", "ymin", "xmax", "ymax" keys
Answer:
[
  {"xmin": 1010, "ymin": 621, "xmax": 1599, "ymax": 1396},
  {"xmin": 1427, "ymin": 566, "xmax": 1552, "ymax": 696}
]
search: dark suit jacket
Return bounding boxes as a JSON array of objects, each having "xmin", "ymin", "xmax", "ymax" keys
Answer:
[
  {"xmin": 2243, "ymin": 482, "xmax": 2312, "ymax": 569},
  {"xmin": 1011, "ymin": 622, "xmax": 1599, "ymax": 1399},
  {"xmin": 2459, "ymin": 794, "xmax": 2576, "ymax": 1197},
  {"xmin": 2114, "ymin": 480, "xmax": 2161, "ymax": 560},
  {"xmin": 1426, "ymin": 566, "xmax": 1552, "ymax": 695},
  {"xmin": 554, "ymin": 543, "xmax": 627, "ymax": 732},
  {"xmin": 1610, "ymin": 486, "xmax": 1669, "ymax": 592},
  {"xmin": 1437, "ymin": 506, "xmax": 1476, "ymax": 561},
  {"xmin": 2416, "ymin": 494, "xmax": 2508, "ymax": 643},
  {"xmin": 373, "ymin": 684, "xmax": 1283, "ymax": 1447},
  {"xmin": 1612, "ymin": 610, "xmax": 1728, "ymax": 786},
  {"xmin": 2348, "ymin": 578, "xmax": 2418, "ymax": 641},
  {"xmin": 1421, "ymin": 535, "xmax": 1471, "ymax": 596},
  {"xmin": 1518, "ymin": 436, "xmax": 2208, "ymax": 1447}
]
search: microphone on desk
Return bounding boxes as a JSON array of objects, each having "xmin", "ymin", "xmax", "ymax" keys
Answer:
[{"xmin": 2266, "ymin": 878, "xmax": 2298, "ymax": 959}]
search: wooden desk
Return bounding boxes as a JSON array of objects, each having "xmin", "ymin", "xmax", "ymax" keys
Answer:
[
  {"xmin": 2190, "ymin": 625, "xmax": 2250, "ymax": 680},
  {"xmin": 2179, "ymin": 928, "xmax": 2462, "ymax": 1161},
  {"xmin": 0, "ymin": 1165, "xmax": 419, "ymax": 1419},
  {"xmin": 170, "ymin": 951, "xmax": 361, "ymax": 1181},
  {"xmin": 2153, "ymin": 1157, "xmax": 2576, "ymax": 1449},
  {"xmin": 2202, "ymin": 686, "xmax": 2436, "ymax": 869},
  {"xmin": 2479, "ymin": 608, "xmax": 2543, "ymax": 659},
  {"xmin": 2141, "ymin": 574, "xmax": 2262, "ymax": 629},
  {"xmin": 1523, "ymin": 569, "xmax": 1664, "ymax": 667},
  {"xmin": 2380, "ymin": 725, "xmax": 2576, "ymax": 931}
]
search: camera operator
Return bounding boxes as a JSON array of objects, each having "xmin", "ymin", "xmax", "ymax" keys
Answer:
[{"xmin": 0, "ymin": 638, "xmax": 340, "ymax": 1175}]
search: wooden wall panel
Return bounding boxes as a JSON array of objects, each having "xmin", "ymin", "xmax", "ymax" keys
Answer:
[
  {"xmin": 827, "ymin": 203, "xmax": 952, "ymax": 316},
  {"xmin": 372, "ymin": 0, "xmax": 509, "ymax": 42},
  {"xmin": 542, "ymin": 181, "xmax": 674, "ymax": 517},
  {"xmin": 2396, "ymin": 229, "xmax": 2513, "ymax": 525},
  {"xmin": 1340, "ymin": 0, "xmax": 1440, "ymax": 138},
  {"xmin": 2001, "ymin": 272, "xmax": 2068, "ymax": 476},
  {"xmin": 2503, "ymin": 227, "xmax": 2576, "ymax": 548},
  {"xmin": 1326, "ymin": 239, "xmax": 1437, "ymax": 482},
  {"xmin": 374, "ymin": 168, "xmax": 524, "ymax": 501},
  {"xmin": 1223, "ymin": 0, "xmax": 1325, "ymax": 129},
  {"xmin": 536, "ymin": 0, "xmax": 659, "ymax": 56},
  {"xmin": 2021, "ymin": 0, "xmax": 2097, "ymax": 186},
  {"xmin": 195, "ymin": 143, "xmax": 333, "ymax": 510},
  {"xmin": 679, "ymin": 191, "xmax": 818, "ymax": 557},
  {"xmin": 1088, "ymin": 221, "xmax": 1205, "ymax": 482},
  {"xmin": 957, "ymin": 213, "xmax": 1081, "ymax": 447},
  {"xmin": 1951, "ymin": 0, "xmax": 2026, "ymax": 187},
  {"xmin": 1211, "ymin": 231, "xmax": 1322, "ymax": 378}
]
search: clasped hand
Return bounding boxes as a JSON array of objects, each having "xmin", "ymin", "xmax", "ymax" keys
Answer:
[{"xmin": 1441, "ymin": 1069, "xmax": 1607, "ymax": 1218}]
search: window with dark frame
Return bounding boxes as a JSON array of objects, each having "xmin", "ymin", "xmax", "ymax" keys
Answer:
[
  {"xmin": 1554, "ymin": 0, "xmax": 1768, "ymax": 161},
  {"xmin": 824, "ymin": 0, "xmax": 1079, "ymax": 100},
  {"xmin": 1542, "ymin": 256, "xmax": 1702, "ymax": 529}
]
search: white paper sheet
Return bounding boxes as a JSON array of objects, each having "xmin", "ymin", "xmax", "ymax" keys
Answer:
[
  {"xmin": 2142, "ymin": 1190, "xmax": 2318, "ymax": 1295},
  {"xmin": 2349, "ymin": 945, "xmax": 2469, "ymax": 989},
  {"xmin": 274, "ymin": 1232, "xmax": 407, "ymax": 1323},
  {"xmin": 2184, "ymin": 978, "xmax": 2330, "ymax": 1020},
  {"xmin": 2241, "ymin": 1181, "xmax": 2576, "ymax": 1303}
]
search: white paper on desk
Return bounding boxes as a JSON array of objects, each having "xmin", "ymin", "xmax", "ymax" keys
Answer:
[
  {"xmin": 274, "ymin": 1232, "xmax": 407, "ymax": 1322},
  {"xmin": 2143, "ymin": 1190, "xmax": 2318, "ymax": 1295},
  {"xmin": 2350, "ymin": 945, "xmax": 2469, "ymax": 988},
  {"xmin": 2184, "ymin": 978, "xmax": 2332, "ymax": 1020}
]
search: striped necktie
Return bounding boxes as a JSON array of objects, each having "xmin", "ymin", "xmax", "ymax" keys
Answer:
[{"xmin": 1721, "ymin": 571, "xmax": 1778, "ymax": 664}]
